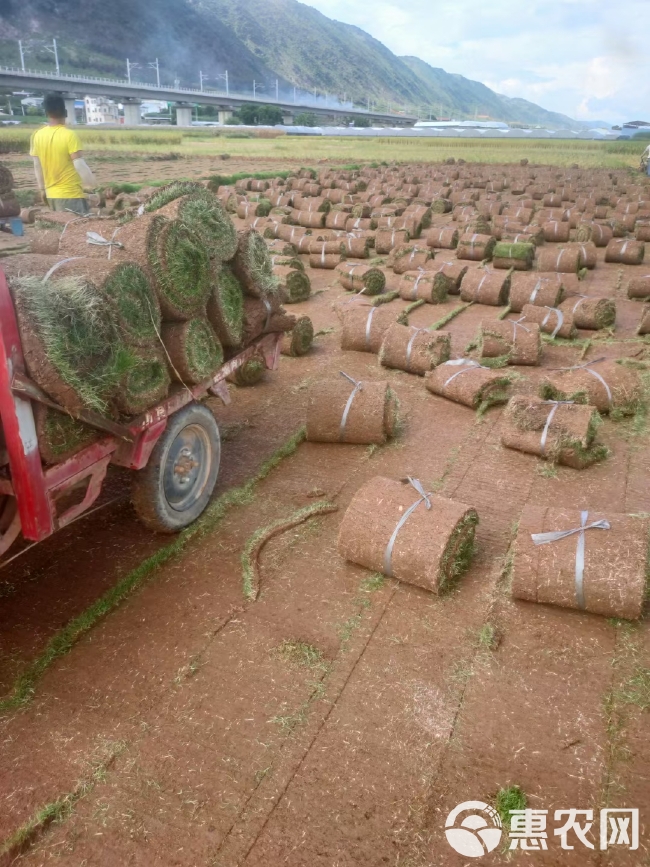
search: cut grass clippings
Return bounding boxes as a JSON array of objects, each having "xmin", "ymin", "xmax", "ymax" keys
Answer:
[
  {"xmin": 242, "ymin": 501, "xmax": 338, "ymax": 601},
  {"xmin": 0, "ymin": 739, "xmax": 126, "ymax": 860},
  {"xmin": 0, "ymin": 426, "xmax": 308, "ymax": 714},
  {"xmin": 430, "ymin": 301, "xmax": 474, "ymax": 331},
  {"xmin": 494, "ymin": 785, "xmax": 527, "ymax": 831}
]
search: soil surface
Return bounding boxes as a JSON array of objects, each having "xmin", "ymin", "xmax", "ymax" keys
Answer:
[{"xmin": 0, "ymin": 158, "xmax": 649, "ymax": 866}]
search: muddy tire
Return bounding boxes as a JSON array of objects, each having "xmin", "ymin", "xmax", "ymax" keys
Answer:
[{"xmin": 132, "ymin": 402, "xmax": 221, "ymax": 534}]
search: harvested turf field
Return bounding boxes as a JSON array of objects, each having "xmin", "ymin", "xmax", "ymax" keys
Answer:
[{"xmin": 1, "ymin": 154, "xmax": 650, "ymax": 867}]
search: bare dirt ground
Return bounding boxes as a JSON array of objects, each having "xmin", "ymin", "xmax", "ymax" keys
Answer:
[{"xmin": 0, "ymin": 156, "xmax": 649, "ymax": 866}]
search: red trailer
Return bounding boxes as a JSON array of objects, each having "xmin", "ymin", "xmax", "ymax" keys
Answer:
[{"xmin": 0, "ymin": 268, "xmax": 281, "ymax": 559}]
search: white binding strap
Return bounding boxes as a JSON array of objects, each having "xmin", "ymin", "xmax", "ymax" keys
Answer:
[
  {"xmin": 539, "ymin": 400, "xmax": 573, "ymax": 454},
  {"xmin": 541, "ymin": 306, "xmax": 564, "ymax": 338},
  {"xmin": 42, "ymin": 256, "xmax": 83, "ymax": 282},
  {"xmin": 442, "ymin": 358, "xmax": 485, "ymax": 387},
  {"xmin": 365, "ymin": 306, "xmax": 377, "ymax": 348},
  {"xmin": 531, "ymin": 510, "xmax": 610, "ymax": 610},
  {"xmin": 529, "ymin": 279, "xmax": 543, "ymax": 304},
  {"xmin": 383, "ymin": 478, "xmax": 432, "ymax": 577},
  {"xmin": 339, "ymin": 371, "xmax": 363, "ymax": 442},
  {"xmin": 262, "ymin": 299, "xmax": 272, "ymax": 331},
  {"xmin": 405, "ymin": 328, "xmax": 425, "ymax": 367}
]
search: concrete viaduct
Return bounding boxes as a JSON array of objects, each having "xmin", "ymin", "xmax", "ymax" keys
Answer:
[{"xmin": 0, "ymin": 68, "xmax": 417, "ymax": 127}]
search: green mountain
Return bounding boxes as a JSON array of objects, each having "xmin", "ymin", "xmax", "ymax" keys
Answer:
[
  {"xmin": 400, "ymin": 56, "xmax": 577, "ymax": 127},
  {"xmin": 0, "ymin": 0, "xmax": 578, "ymax": 127}
]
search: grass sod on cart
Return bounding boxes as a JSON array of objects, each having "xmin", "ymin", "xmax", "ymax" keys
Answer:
[
  {"xmin": 207, "ymin": 264, "xmax": 245, "ymax": 348},
  {"xmin": 12, "ymin": 276, "xmax": 136, "ymax": 415}
]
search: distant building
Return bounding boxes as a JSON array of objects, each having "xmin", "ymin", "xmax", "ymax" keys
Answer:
[{"xmin": 84, "ymin": 96, "xmax": 119, "ymax": 124}]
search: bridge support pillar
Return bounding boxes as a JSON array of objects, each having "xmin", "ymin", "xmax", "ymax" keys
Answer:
[
  {"xmin": 218, "ymin": 110, "xmax": 233, "ymax": 125},
  {"xmin": 175, "ymin": 105, "xmax": 193, "ymax": 127},
  {"xmin": 282, "ymin": 113, "xmax": 294, "ymax": 125},
  {"xmin": 64, "ymin": 98, "xmax": 77, "ymax": 125},
  {"xmin": 123, "ymin": 100, "xmax": 142, "ymax": 125}
]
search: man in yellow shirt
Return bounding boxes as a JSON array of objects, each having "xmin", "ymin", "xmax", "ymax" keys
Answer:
[{"xmin": 30, "ymin": 94, "xmax": 96, "ymax": 215}]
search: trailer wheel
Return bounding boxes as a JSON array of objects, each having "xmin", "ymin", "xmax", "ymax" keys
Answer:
[{"xmin": 132, "ymin": 403, "xmax": 221, "ymax": 534}]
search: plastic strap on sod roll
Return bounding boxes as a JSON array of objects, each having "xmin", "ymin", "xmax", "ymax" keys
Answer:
[
  {"xmin": 338, "ymin": 371, "xmax": 363, "ymax": 442},
  {"xmin": 442, "ymin": 358, "xmax": 486, "ymax": 387},
  {"xmin": 529, "ymin": 279, "xmax": 543, "ymax": 304},
  {"xmin": 42, "ymin": 256, "xmax": 83, "ymax": 282},
  {"xmin": 541, "ymin": 306, "xmax": 564, "ymax": 339},
  {"xmin": 410, "ymin": 272, "xmax": 424, "ymax": 301},
  {"xmin": 262, "ymin": 299, "xmax": 272, "ymax": 332},
  {"xmin": 365, "ymin": 306, "xmax": 377, "ymax": 348},
  {"xmin": 383, "ymin": 477, "xmax": 432, "ymax": 578},
  {"xmin": 554, "ymin": 357, "xmax": 612, "ymax": 408},
  {"xmin": 86, "ymin": 230, "xmax": 124, "ymax": 252},
  {"xmin": 406, "ymin": 328, "xmax": 426, "ymax": 367},
  {"xmin": 539, "ymin": 400, "xmax": 574, "ymax": 454},
  {"xmin": 531, "ymin": 510, "xmax": 610, "ymax": 610}
]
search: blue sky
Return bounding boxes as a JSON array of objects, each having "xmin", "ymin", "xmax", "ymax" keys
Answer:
[{"xmin": 300, "ymin": 0, "xmax": 648, "ymax": 124}]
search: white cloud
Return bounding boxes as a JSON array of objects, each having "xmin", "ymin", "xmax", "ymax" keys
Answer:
[{"xmin": 299, "ymin": 0, "xmax": 650, "ymax": 123}]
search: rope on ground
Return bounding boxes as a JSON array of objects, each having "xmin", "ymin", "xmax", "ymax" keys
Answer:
[{"xmin": 242, "ymin": 501, "xmax": 339, "ymax": 601}]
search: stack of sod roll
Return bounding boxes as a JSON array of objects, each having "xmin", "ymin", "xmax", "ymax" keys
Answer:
[{"xmin": 2, "ymin": 181, "xmax": 293, "ymax": 463}]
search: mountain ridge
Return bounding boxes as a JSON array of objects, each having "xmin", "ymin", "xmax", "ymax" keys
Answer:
[{"xmin": 0, "ymin": 0, "xmax": 580, "ymax": 128}]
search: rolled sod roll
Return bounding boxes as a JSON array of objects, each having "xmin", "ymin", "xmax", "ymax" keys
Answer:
[
  {"xmin": 536, "ymin": 247, "xmax": 581, "ymax": 274},
  {"xmin": 48, "ymin": 258, "xmax": 161, "ymax": 350},
  {"xmin": 479, "ymin": 320, "xmax": 542, "ymax": 366},
  {"xmin": 270, "ymin": 254, "xmax": 303, "ymax": 271},
  {"xmin": 237, "ymin": 202, "xmax": 270, "ymax": 221},
  {"xmin": 325, "ymin": 210, "xmax": 350, "ymax": 230},
  {"xmin": 425, "ymin": 227, "xmax": 459, "ymax": 249},
  {"xmin": 306, "ymin": 377, "xmax": 398, "ymax": 444},
  {"xmin": 281, "ymin": 315, "xmax": 314, "ymax": 356},
  {"xmin": 308, "ymin": 239, "xmax": 345, "ymax": 256},
  {"xmin": 375, "ymin": 229, "xmax": 409, "ymax": 255},
  {"xmin": 161, "ymin": 318, "xmax": 223, "ymax": 386},
  {"xmin": 341, "ymin": 305, "xmax": 399, "ymax": 353},
  {"xmin": 575, "ymin": 222, "xmax": 612, "ymax": 247},
  {"xmin": 542, "ymin": 221, "xmax": 571, "ymax": 243},
  {"xmin": 431, "ymin": 198, "xmax": 452, "ymax": 214},
  {"xmin": 379, "ymin": 323, "xmax": 451, "ymax": 376},
  {"xmin": 206, "ymin": 264, "xmax": 245, "ymax": 348},
  {"xmin": 242, "ymin": 297, "xmax": 296, "ymax": 345},
  {"xmin": 276, "ymin": 224, "xmax": 308, "ymax": 245},
  {"xmin": 345, "ymin": 217, "xmax": 372, "ymax": 233},
  {"xmin": 340, "ymin": 235, "xmax": 370, "ymax": 259},
  {"xmin": 559, "ymin": 295, "xmax": 616, "ymax": 330},
  {"xmin": 520, "ymin": 304, "xmax": 577, "ymax": 339},
  {"xmin": 501, "ymin": 396, "xmax": 606, "ymax": 468},
  {"xmin": 154, "ymin": 189, "xmax": 238, "ymax": 260},
  {"xmin": 338, "ymin": 477, "xmax": 478, "ymax": 593},
  {"xmin": 460, "ymin": 268, "xmax": 511, "ymax": 306},
  {"xmin": 425, "ymin": 359, "xmax": 513, "ymax": 409},
  {"xmin": 628, "ymin": 274, "xmax": 650, "ymax": 299},
  {"xmin": 539, "ymin": 359, "xmax": 642, "ymax": 415},
  {"xmin": 511, "ymin": 506, "xmax": 649, "ymax": 619},
  {"xmin": 31, "ymin": 229, "xmax": 61, "ymax": 255},
  {"xmin": 637, "ymin": 305, "xmax": 650, "ymax": 335},
  {"xmin": 293, "ymin": 210, "xmax": 326, "ymax": 229},
  {"xmin": 391, "ymin": 244, "xmax": 434, "ymax": 275},
  {"xmin": 113, "ymin": 348, "xmax": 170, "ymax": 416},
  {"xmin": 267, "ymin": 239, "xmax": 298, "ymax": 257},
  {"xmin": 509, "ymin": 273, "xmax": 565, "ymax": 313},
  {"xmin": 231, "ymin": 229, "xmax": 279, "ymax": 300},
  {"xmin": 10, "ymin": 275, "xmax": 128, "ymax": 415},
  {"xmin": 336, "ymin": 262, "xmax": 386, "ymax": 295},
  {"xmin": 572, "ymin": 243, "xmax": 597, "ymax": 270},
  {"xmin": 492, "ymin": 241, "xmax": 536, "ymax": 271},
  {"xmin": 33, "ymin": 403, "xmax": 98, "ymax": 465},
  {"xmin": 309, "ymin": 250, "xmax": 343, "ymax": 270},
  {"xmin": 605, "ymin": 239, "xmax": 645, "ymax": 265},
  {"xmin": 436, "ymin": 261, "xmax": 468, "ymax": 293},
  {"xmin": 456, "ymin": 233, "xmax": 496, "ymax": 261},
  {"xmin": 274, "ymin": 265, "xmax": 311, "ymax": 304},
  {"xmin": 230, "ymin": 357, "xmax": 265, "ymax": 387},
  {"xmin": 636, "ymin": 225, "xmax": 650, "ymax": 243},
  {"xmin": 398, "ymin": 270, "xmax": 451, "ymax": 304}
]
